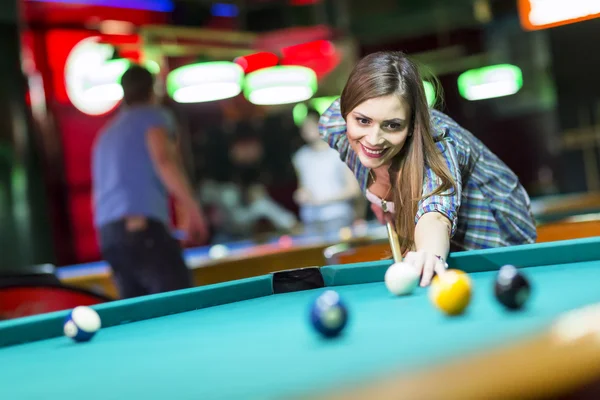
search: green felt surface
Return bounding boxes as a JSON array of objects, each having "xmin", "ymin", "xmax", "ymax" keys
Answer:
[
  {"xmin": 322, "ymin": 237, "xmax": 600, "ymax": 287},
  {"xmin": 448, "ymin": 236, "xmax": 600, "ymax": 272},
  {"xmin": 2, "ymin": 258, "xmax": 600, "ymax": 400}
]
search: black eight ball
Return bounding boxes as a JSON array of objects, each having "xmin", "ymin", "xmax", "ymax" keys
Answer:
[{"xmin": 494, "ymin": 265, "xmax": 531, "ymax": 310}]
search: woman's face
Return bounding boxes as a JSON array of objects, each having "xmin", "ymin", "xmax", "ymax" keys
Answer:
[{"xmin": 346, "ymin": 94, "xmax": 411, "ymax": 170}]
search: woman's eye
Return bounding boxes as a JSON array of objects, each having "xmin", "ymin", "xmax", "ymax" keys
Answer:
[
  {"xmin": 356, "ymin": 118, "xmax": 370, "ymax": 125},
  {"xmin": 386, "ymin": 123, "xmax": 401, "ymax": 130}
]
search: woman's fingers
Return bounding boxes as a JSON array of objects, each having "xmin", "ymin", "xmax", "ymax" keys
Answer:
[
  {"xmin": 371, "ymin": 204, "xmax": 386, "ymax": 224},
  {"xmin": 371, "ymin": 204, "xmax": 395, "ymax": 225},
  {"xmin": 433, "ymin": 258, "xmax": 448, "ymax": 279},
  {"xmin": 420, "ymin": 256, "xmax": 437, "ymax": 287},
  {"xmin": 405, "ymin": 251, "xmax": 426, "ymax": 275},
  {"xmin": 404, "ymin": 251, "xmax": 416, "ymax": 264},
  {"xmin": 384, "ymin": 212, "xmax": 394, "ymax": 224},
  {"xmin": 403, "ymin": 251, "xmax": 415, "ymax": 265},
  {"xmin": 404, "ymin": 251, "xmax": 447, "ymax": 287}
]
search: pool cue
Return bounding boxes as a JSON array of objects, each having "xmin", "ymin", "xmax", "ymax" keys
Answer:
[
  {"xmin": 386, "ymin": 221, "xmax": 403, "ymax": 263},
  {"xmin": 380, "ymin": 198, "xmax": 403, "ymax": 263}
]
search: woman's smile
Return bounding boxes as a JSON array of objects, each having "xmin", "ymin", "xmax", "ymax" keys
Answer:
[{"xmin": 359, "ymin": 143, "xmax": 389, "ymax": 159}]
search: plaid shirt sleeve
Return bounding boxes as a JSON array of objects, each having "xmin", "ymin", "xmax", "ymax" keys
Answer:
[
  {"xmin": 318, "ymin": 98, "xmax": 370, "ymax": 191},
  {"xmin": 416, "ymin": 138, "xmax": 462, "ymax": 237},
  {"xmin": 318, "ymin": 98, "xmax": 349, "ymax": 158}
]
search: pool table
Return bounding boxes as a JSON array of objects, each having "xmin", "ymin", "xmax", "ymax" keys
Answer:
[
  {"xmin": 531, "ymin": 191, "xmax": 600, "ymax": 224},
  {"xmin": 58, "ymin": 222, "xmax": 387, "ymax": 298},
  {"xmin": 3, "ymin": 237, "xmax": 600, "ymax": 399},
  {"xmin": 533, "ymin": 190, "xmax": 600, "ymax": 243}
]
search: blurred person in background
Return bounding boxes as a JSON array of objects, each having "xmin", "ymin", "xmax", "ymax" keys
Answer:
[
  {"xmin": 92, "ymin": 65, "xmax": 208, "ymax": 299},
  {"xmin": 199, "ymin": 131, "xmax": 298, "ymax": 243},
  {"xmin": 293, "ymin": 107, "xmax": 361, "ymax": 235}
]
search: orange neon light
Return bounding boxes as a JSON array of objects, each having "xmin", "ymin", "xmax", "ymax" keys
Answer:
[{"xmin": 518, "ymin": 0, "xmax": 600, "ymax": 31}]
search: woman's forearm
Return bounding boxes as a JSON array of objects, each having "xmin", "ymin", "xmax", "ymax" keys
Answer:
[{"xmin": 414, "ymin": 212, "xmax": 451, "ymax": 260}]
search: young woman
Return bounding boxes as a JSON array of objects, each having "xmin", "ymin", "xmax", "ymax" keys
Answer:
[{"xmin": 319, "ymin": 51, "xmax": 537, "ymax": 286}]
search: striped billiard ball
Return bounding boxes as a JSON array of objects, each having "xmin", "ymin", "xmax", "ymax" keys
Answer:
[
  {"xmin": 310, "ymin": 290, "xmax": 348, "ymax": 338},
  {"xmin": 63, "ymin": 306, "xmax": 102, "ymax": 342}
]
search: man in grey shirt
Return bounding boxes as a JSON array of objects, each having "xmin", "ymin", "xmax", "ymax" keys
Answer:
[{"xmin": 92, "ymin": 65, "xmax": 207, "ymax": 298}]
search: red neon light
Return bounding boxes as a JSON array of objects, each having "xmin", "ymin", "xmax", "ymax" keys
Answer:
[
  {"xmin": 234, "ymin": 52, "xmax": 279, "ymax": 74},
  {"xmin": 280, "ymin": 40, "xmax": 340, "ymax": 78},
  {"xmin": 289, "ymin": 0, "xmax": 321, "ymax": 5}
]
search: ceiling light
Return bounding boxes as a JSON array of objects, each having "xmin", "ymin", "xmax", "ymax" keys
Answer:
[
  {"xmin": 244, "ymin": 66, "xmax": 317, "ymax": 106},
  {"xmin": 167, "ymin": 62, "xmax": 244, "ymax": 103}
]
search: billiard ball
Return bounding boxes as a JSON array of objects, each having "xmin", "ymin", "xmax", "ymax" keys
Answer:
[
  {"xmin": 63, "ymin": 306, "xmax": 101, "ymax": 342},
  {"xmin": 494, "ymin": 265, "xmax": 531, "ymax": 310},
  {"xmin": 429, "ymin": 269, "xmax": 472, "ymax": 316},
  {"xmin": 384, "ymin": 262, "xmax": 420, "ymax": 296},
  {"xmin": 310, "ymin": 290, "xmax": 348, "ymax": 338},
  {"xmin": 338, "ymin": 227, "xmax": 353, "ymax": 241},
  {"xmin": 208, "ymin": 244, "xmax": 229, "ymax": 259}
]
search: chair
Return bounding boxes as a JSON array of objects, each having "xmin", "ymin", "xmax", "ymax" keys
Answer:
[
  {"xmin": 0, "ymin": 263, "xmax": 61, "ymax": 287},
  {"xmin": 0, "ymin": 284, "xmax": 112, "ymax": 320}
]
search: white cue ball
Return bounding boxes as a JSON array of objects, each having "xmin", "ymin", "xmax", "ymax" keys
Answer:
[{"xmin": 384, "ymin": 262, "xmax": 420, "ymax": 296}]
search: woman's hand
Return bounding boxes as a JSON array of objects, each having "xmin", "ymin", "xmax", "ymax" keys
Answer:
[
  {"xmin": 370, "ymin": 203, "xmax": 394, "ymax": 224},
  {"xmin": 403, "ymin": 251, "xmax": 448, "ymax": 287}
]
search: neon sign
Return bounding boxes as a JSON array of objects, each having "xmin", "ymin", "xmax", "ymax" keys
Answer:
[
  {"xmin": 457, "ymin": 65, "xmax": 523, "ymax": 101},
  {"xmin": 519, "ymin": 0, "xmax": 600, "ymax": 31},
  {"xmin": 26, "ymin": 0, "xmax": 174, "ymax": 12},
  {"xmin": 64, "ymin": 37, "xmax": 123, "ymax": 115}
]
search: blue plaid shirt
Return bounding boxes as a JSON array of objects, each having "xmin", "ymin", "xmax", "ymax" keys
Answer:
[{"xmin": 319, "ymin": 99, "xmax": 537, "ymax": 251}]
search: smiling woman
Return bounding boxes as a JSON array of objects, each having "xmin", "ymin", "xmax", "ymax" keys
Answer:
[
  {"xmin": 349, "ymin": 98, "xmax": 408, "ymax": 161},
  {"xmin": 319, "ymin": 51, "xmax": 538, "ymax": 287}
]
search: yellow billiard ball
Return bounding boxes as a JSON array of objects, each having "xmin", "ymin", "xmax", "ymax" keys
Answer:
[
  {"xmin": 428, "ymin": 269, "xmax": 472, "ymax": 316},
  {"xmin": 338, "ymin": 227, "xmax": 353, "ymax": 242}
]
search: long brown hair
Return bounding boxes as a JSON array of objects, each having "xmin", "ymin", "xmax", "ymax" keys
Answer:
[{"xmin": 340, "ymin": 51, "xmax": 456, "ymax": 252}]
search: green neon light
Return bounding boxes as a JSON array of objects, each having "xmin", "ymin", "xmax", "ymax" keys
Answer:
[
  {"xmin": 166, "ymin": 62, "xmax": 244, "ymax": 103},
  {"xmin": 292, "ymin": 96, "xmax": 339, "ymax": 126},
  {"xmin": 244, "ymin": 66, "xmax": 317, "ymax": 106},
  {"xmin": 293, "ymin": 103, "xmax": 308, "ymax": 126},
  {"xmin": 457, "ymin": 64, "xmax": 523, "ymax": 101},
  {"xmin": 423, "ymin": 81, "xmax": 436, "ymax": 107}
]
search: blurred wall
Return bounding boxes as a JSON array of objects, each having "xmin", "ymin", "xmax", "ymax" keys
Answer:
[
  {"xmin": 0, "ymin": 0, "xmax": 54, "ymax": 271},
  {"xmin": 548, "ymin": 18, "xmax": 600, "ymax": 193}
]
